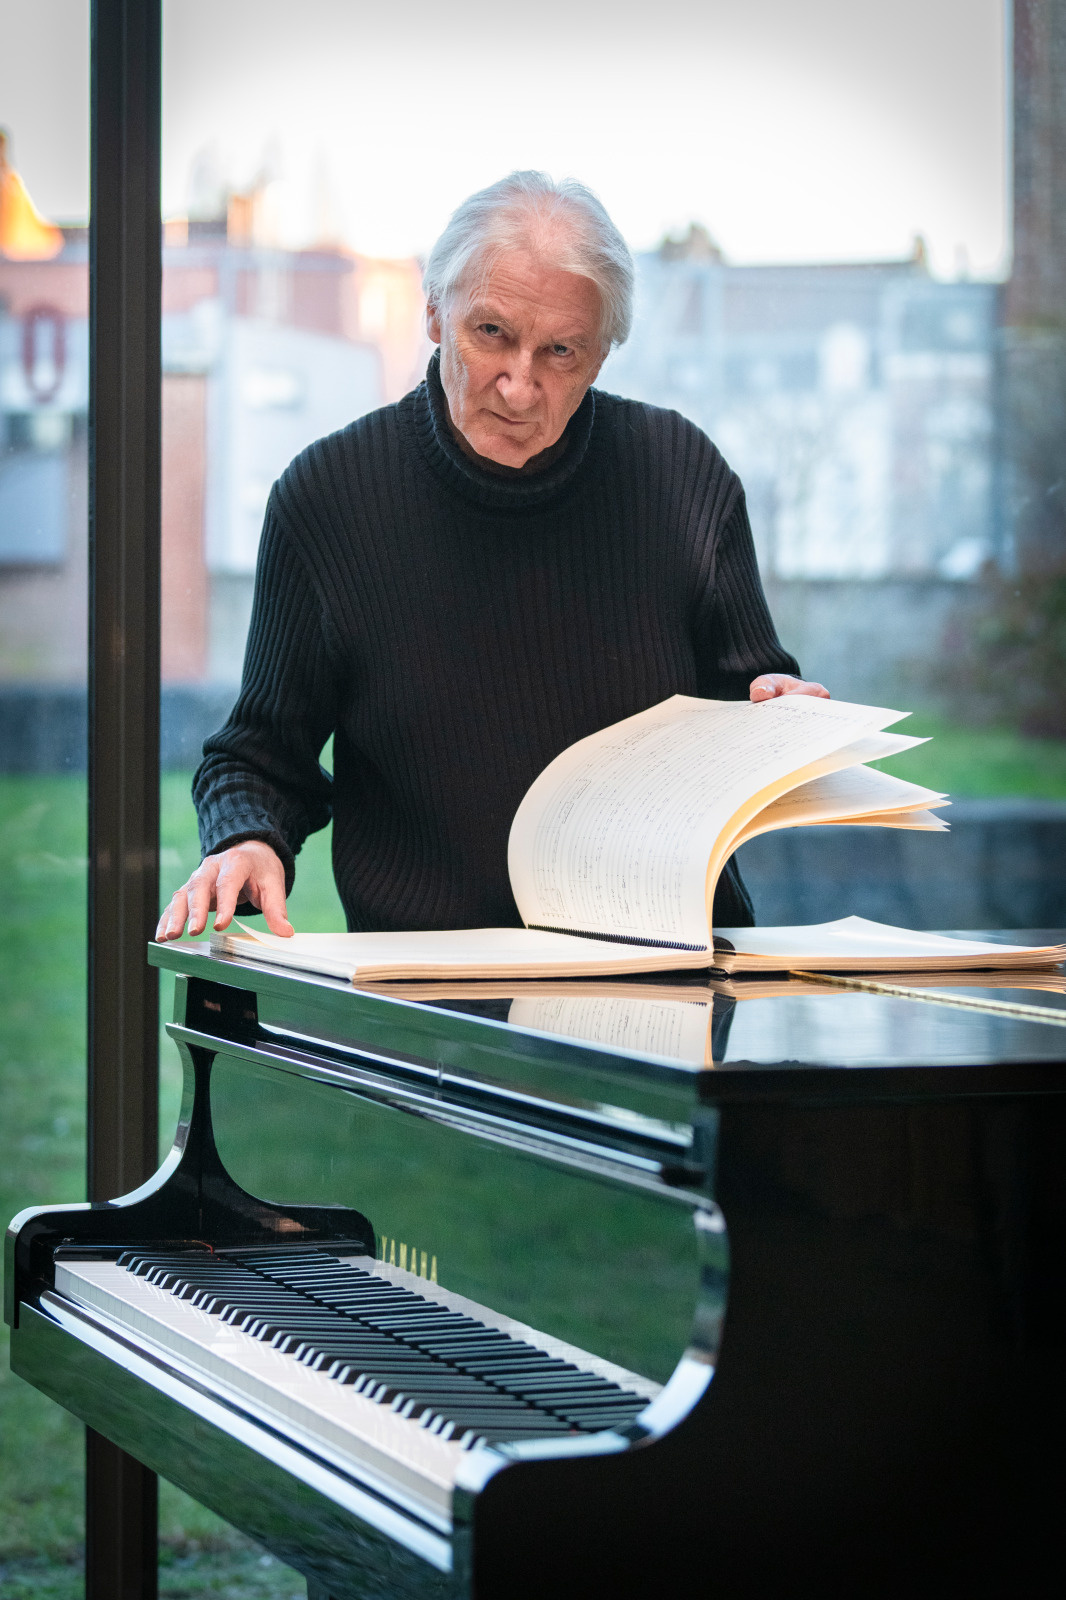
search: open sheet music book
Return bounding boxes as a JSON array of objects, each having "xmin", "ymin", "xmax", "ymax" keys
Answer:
[
  {"xmin": 707, "ymin": 916, "xmax": 1066, "ymax": 974},
  {"xmin": 206, "ymin": 692, "xmax": 1048, "ymax": 984},
  {"xmin": 346, "ymin": 967, "xmax": 1066, "ymax": 1007}
]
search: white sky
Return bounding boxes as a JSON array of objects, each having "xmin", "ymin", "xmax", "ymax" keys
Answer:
[{"xmin": 1, "ymin": 0, "xmax": 1009, "ymax": 277}]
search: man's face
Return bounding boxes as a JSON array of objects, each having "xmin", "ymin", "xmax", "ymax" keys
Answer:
[{"xmin": 427, "ymin": 248, "xmax": 607, "ymax": 468}]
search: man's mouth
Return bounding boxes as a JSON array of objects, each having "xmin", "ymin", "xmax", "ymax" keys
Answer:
[{"xmin": 490, "ymin": 411, "xmax": 536, "ymax": 430}]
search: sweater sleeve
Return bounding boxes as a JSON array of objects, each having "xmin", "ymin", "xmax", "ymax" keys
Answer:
[
  {"xmin": 693, "ymin": 490, "xmax": 800, "ymax": 699},
  {"xmin": 192, "ymin": 495, "xmax": 336, "ymax": 892}
]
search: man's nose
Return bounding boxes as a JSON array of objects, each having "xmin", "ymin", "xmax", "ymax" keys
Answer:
[{"xmin": 496, "ymin": 351, "xmax": 538, "ymax": 413}]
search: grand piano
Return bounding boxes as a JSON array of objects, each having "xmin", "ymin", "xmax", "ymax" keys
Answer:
[{"xmin": 7, "ymin": 936, "xmax": 1066, "ymax": 1598}]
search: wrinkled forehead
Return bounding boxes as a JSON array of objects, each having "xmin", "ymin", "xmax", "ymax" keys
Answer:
[{"xmin": 446, "ymin": 246, "xmax": 606, "ymax": 343}]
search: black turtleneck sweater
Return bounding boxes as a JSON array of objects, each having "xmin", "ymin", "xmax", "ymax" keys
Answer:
[{"xmin": 194, "ymin": 353, "xmax": 800, "ymax": 931}]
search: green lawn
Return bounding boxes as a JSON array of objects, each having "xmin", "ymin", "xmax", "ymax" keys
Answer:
[
  {"xmin": 1, "ymin": 774, "xmax": 341, "ymax": 1597},
  {"xmin": 874, "ymin": 716, "xmax": 1066, "ymax": 798},
  {"xmin": 2, "ymin": 723, "xmax": 1064, "ymax": 1589}
]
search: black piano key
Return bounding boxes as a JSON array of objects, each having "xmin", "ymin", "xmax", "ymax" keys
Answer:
[
  {"xmin": 432, "ymin": 1332, "xmax": 544, "ymax": 1352},
  {"xmin": 321, "ymin": 1358, "xmax": 532, "ymax": 1400},
  {"xmin": 417, "ymin": 1342, "xmax": 553, "ymax": 1362},
  {"xmin": 314, "ymin": 1281, "xmax": 419, "ymax": 1296},
  {"xmin": 444, "ymin": 1352, "xmax": 559, "ymax": 1370},
  {"xmin": 307, "ymin": 1283, "xmax": 400, "ymax": 1301},
  {"xmin": 356, "ymin": 1312, "xmax": 476, "ymax": 1330},
  {"xmin": 221, "ymin": 1306, "xmax": 339, "ymax": 1326},
  {"xmin": 271, "ymin": 1329, "xmax": 383, "ymax": 1356},
  {"xmin": 318, "ymin": 1359, "xmax": 444, "ymax": 1382},
  {"xmin": 332, "ymin": 1366, "xmax": 502, "ymax": 1395},
  {"xmin": 330, "ymin": 1366, "xmax": 400, "ymax": 1390},
  {"xmin": 410, "ymin": 1338, "xmax": 550, "ymax": 1359},
  {"xmin": 324, "ymin": 1300, "xmax": 423, "ymax": 1316},
  {"xmin": 490, "ymin": 1369, "xmax": 626, "ymax": 1390},
  {"xmin": 310, "ymin": 1276, "xmax": 419, "ymax": 1291},
  {"xmin": 363, "ymin": 1308, "xmax": 477, "ymax": 1324},
  {"xmin": 423, "ymin": 1353, "xmax": 578, "ymax": 1377},
  {"xmin": 300, "ymin": 1343, "xmax": 417, "ymax": 1368},
  {"xmin": 548, "ymin": 1391, "xmax": 645, "ymax": 1410},
  {"xmin": 489, "ymin": 1369, "xmax": 630, "ymax": 1395},
  {"xmin": 117, "ymin": 1251, "xmax": 209, "ymax": 1274},
  {"xmin": 296, "ymin": 1340, "xmax": 413, "ymax": 1365},
  {"xmin": 321, "ymin": 1357, "xmax": 453, "ymax": 1383},
  {"xmin": 461, "ymin": 1418, "xmax": 576, "ymax": 1437},
  {"xmin": 558, "ymin": 1412, "xmax": 646, "ymax": 1429}
]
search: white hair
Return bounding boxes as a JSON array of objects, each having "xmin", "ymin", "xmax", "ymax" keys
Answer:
[{"xmin": 423, "ymin": 171, "xmax": 635, "ymax": 350}]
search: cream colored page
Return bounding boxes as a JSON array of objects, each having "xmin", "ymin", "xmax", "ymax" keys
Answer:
[
  {"xmin": 736, "ymin": 765, "xmax": 947, "ymax": 840},
  {"xmin": 508, "ymin": 993, "xmax": 712, "ymax": 1064},
  {"xmin": 830, "ymin": 731, "xmax": 928, "ymax": 763},
  {"xmin": 819, "ymin": 808, "xmax": 947, "ymax": 830},
  {"xmin": 714, "ymin": 916, "xmax": 1029, "ymax": 961},
  {"xmin": 215, "ymin": 922, "xmax": 687, "ymax": 976},
  {"xmin": 708, "ymin": 731, "xmax": 931, "ymax": 866},
  {"xmin": 769, "ymin": 730, "xmax": 928, "ymax": 789},
  {"xmin": 508, "ymin": 695, "xmax": 905, "ymax": 946}
]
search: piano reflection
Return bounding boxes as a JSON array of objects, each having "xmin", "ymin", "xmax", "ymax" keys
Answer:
[{"xmin": 7, "ymin": 935, "xmax": 1066, "ymax": 1598}]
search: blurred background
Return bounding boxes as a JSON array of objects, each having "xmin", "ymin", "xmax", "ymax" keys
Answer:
[{"xmin": 1, "ymin": 0, "xmax": 1064, "ymax": 1593}]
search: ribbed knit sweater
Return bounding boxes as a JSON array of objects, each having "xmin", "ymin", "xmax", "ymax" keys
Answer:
[{"xmin": 194, "ymin": 353, "xmax": 800, "ymax": 932}]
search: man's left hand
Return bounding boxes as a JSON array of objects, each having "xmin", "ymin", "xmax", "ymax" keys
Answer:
[{"xmin": 749, "ymin": 674, "xmax": 830, "ymax": 701}]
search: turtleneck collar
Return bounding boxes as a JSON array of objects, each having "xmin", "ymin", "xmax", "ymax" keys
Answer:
[{"xmin": 409, "ymin": 348, "xmax": 596, "ymax": 512}]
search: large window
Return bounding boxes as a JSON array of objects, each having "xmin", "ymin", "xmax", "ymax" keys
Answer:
[
  {"xmin": 158, "ymin": 0, "xmax": 1061, "ymax": 942},
  {"xmin": 4, "ymin": 0, "xmax": 1062, "ymax": 1590},
  {"xmin": 157, "ymin": 1, "xmax": 1011, "ymax": 734},
  {"xmin": 0, "ymin": 1, "xmax": 90, "ymax": 1586}
]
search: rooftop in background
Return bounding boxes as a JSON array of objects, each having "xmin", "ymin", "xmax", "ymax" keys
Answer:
[{"xmin": 0, "ymin": 131, "xmax": 64, "ymax": 262}]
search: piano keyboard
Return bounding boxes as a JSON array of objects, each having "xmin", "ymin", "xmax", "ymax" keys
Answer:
[{"xmin": 54, "ymin": 1249, "xmax": 651, "ymax": 1518}]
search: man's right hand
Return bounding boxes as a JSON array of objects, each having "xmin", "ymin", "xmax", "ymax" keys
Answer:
[{"xmin": 155, "ymin": 839, "xmax": 293, "ymax": 942}]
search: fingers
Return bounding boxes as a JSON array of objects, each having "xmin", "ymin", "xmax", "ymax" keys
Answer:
[
  {"xmin": 155, "ymin": 885, "xmax": 190, "ymax": 941},
  {"xmin": 155, "ymin": 858, "xmax": 221, "ymax": 941},
  {"xmin": 750, "ymin": 674, "xmax": 830, "ymax": 701},
  {"xmin": 188, "ymin": 858, "xmax": 222, "ymax": 935},
  {"xmin": 209, "ymin": 841, "xmax": 292, "ymax": 936},
  {"xmin": 155, "ymin": 842, "xmax": 294, "ymax": 943},
  {"xmin": 255, "ymin": 863, "xmax": 294, "ymax": 938},
  {"xmin": 786, "ymin": 681, "xmax": 830, "ymax": 698},
  {"xmin": 750, "ymin": 674, "xmax": 793, "ymax": 701},
  {"xmin": 211, "ymin": 854, "xmax": 248, "ymax": 933}
]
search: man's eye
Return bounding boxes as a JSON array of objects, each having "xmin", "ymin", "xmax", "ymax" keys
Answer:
[
  {"xmin": 552, "ymin": 343, "xmax": 572, "ymax": 357},
  {"xmin": 481, "ymin": 323, "xmax": 502, "ymax": 337}
]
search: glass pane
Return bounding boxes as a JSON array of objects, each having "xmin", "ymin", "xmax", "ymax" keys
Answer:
[
  {"xmin": 159, "ymin": 2, "xmax": 1061, "ymax": 966},
  {"xmin": 155, "ymin": 0, "xmax": 1061, "ymax": 1578},
  {"xmin": 0, "ymin": 0, "xmax": 90, "ymax": 1585}
]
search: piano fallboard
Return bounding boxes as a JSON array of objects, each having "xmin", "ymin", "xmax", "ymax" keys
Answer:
[{"xmin": 7, "ymin": 936, "xmax": 1066, "ymax": 1598}]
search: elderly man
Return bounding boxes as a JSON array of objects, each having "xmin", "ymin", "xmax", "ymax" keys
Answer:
[{"xmin": 157, "ymin": 171, "xmax": 826, "ymax": 945}]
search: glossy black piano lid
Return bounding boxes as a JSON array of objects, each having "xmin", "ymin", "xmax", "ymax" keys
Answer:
[
  {"xmin": 355, "ymin": 930, "xmax": 1066, "ymax": 1072},
  {"xmin": 151, "ymin": 931, "xmax": 1066, "ymax": 1079},
  {"xmin": 420, "ymin": 979, "xmax": 1066, "ymax": 1067}
]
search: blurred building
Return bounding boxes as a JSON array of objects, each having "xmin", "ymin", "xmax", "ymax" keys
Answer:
[
  {"xmin": 603, "ymin": 236, "xmax": 999, "ymax": 585},
  {"xmin": 0, "ymin": 175, "xmax": 429, "ymax": 761},
  {"xmin": 598, "ymin": 238, "xmax": 1002, "ymax": 704},
  {"xmin": 3, "ymin": 0, "xmax": 1062, "ymax": 761},
  {"xmin": 1000, "ymin": 0, "xmax": 1066, "ymax": 574},
  {"xmin": 0, "ymin": 233, "xmax": 90, "ymax": 689},
  {"xmin": 162, "ymin": 220, "xmax": 427, "ymax": 682}
]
